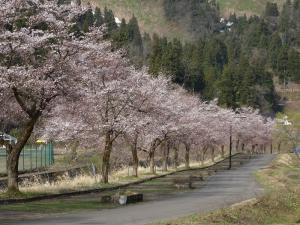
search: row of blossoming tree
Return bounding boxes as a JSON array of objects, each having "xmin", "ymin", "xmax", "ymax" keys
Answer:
[{"xmin": 0, "ymin": 0, "xmax": 274, "ymax": 193}]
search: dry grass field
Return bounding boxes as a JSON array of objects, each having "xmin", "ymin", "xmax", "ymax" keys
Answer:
[{"xmin": 86, "ymin": 0, "xmax": 285, "ymax": 41}]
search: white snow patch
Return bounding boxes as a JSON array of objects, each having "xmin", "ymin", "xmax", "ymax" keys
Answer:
[{"xmin": 115, "ymin": 17, "xmax": 122, "ymax": 25}]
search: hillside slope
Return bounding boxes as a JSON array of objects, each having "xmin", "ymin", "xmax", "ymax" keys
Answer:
[
  {"xmin": 86, "ymin": 0, "xmax": 285, "ymax": 40},
  {"xmin": 87, "ymin": 0, "xmax": 190, "ymax": 40},
  {"xmin": 218, "ymin": 0, "xmax": 284, "ymax": 17}
]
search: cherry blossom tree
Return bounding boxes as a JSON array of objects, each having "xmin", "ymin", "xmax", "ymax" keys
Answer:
[
  {"xmin": 122, "ymin": 75, "xmax": 170, "ymax": 177},
  {"xmin": 0, "ymin": 0, "xmax": 103, "ymax": 192},
  {"xmin": 42, "ymin": 51, "xmax": 173, "ymax": 182}
]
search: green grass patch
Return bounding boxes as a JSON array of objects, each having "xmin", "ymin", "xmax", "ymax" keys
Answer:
[
  {"xmin": 0, "ymin": 191, "xmax": 47, "ymax": 200},
  {"xmin": 0, "ymin": 199, "xmax": 117, "ymax": 213}
]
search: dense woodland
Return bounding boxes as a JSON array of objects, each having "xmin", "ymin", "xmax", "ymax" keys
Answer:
[{"xmin": 70, "ymin": 0, "xmax": 300, "ymax": 115}]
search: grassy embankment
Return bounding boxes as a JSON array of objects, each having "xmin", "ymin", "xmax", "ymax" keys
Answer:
[
  {"xmin": 151, "ymin": 153, "xmax": 300, "ymax": 225},
  {"xmin": 87, "ymin": 0, "xmax": 187, "ymax": 40},
  {"xmin": 278, "ymin": 87, "xmax": 300, "ymax": 121},
  {"xmin": 86, "ymin": 0, "xmax": 285, "ymax": 41},
  {"xmin": 217, "ymin": 0, "xmax": 284, "ymax": 17}
]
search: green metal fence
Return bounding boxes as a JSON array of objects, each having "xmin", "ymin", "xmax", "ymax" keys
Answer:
[{"xmin": 0, "ymin": 143, "xmax": 54, "ymax": 174}]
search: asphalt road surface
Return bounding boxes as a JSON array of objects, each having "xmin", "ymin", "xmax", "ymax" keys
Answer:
[{"xmin": 1, "ymin": 155, "xmax": 274, "ymax": 225}]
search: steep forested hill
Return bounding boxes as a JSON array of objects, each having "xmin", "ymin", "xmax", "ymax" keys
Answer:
[{"xmin": 80, "ymin": 0, "xmax": 299, "ymax": 115}]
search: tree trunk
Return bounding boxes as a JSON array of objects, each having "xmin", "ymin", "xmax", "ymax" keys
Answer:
[
  {"xmin": 278, "ymin": 142, "xmax": 281, "ymax": 153},
  {"xmin": 149, "ymin": 151, "xmax": 155, "ymax": 174},
  {"xmin": 162, "ymin": 142, "xmax": 170, "ymax": 172},
  {"xmin": 270, "ymin": 143, "xmax": 273, "ymax": 154},
  {"xmin": 6, "ymin": 148, "xmax": 20, "ymax": 193},
  {"xmin": 235, "ymin": 139, "xmax": 240, "ymax": 153},
  {"xmin": 149, "ymin": 139, "xmax": 160, "ymax": 174},
  {"xmin": 241, "ymin": 143, "xmax": 245, "ymax": 152},
  {"xmin": 70, "ymin": 140, "xmax": 79, "ymax": 162},
  {"xmin": 184, "ymin": 143, "xmax": 190, "ymax": 169},
  {"xmin": 211, "ymin": 147, "xmax": 215, "ymax": 163},
  {"xmin": 6, "ymin": 118, "xmax": 37, "ymax": 193},
  {"xmin": 201, "ymin": 147, "xmax": 208, "ymax": 166},
  {"xmin": 130, "ymin": 134, "xmax": 139, "ymax": 177},
  {"xmin": 101, "ymin": 132, "xmax": 113, "ymax": 184},
  {"xmin": 173, "ymin": 146, "xmax": 179, "ymax": 170},
  {"xmin": 221, "ymin": 145, "xmax": 225, "ymax": 158},
  {"xmin": 196, "ymin": 150, "xmax": 201, "ymax": 162},
  {"xmin": 251, "ymin": 145, "xmax": 255, "ymax": 154}
]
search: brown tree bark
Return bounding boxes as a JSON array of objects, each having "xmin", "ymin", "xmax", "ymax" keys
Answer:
[
  {"xmin": 149, "ymin": 139, "xmax": 161, "ymax": 174},
  {"xmin": 5, "ymin": 87, "xmax": 53, "ymax": 193},
  {"xmin": 173, "ymin": 146, "xmax": 179, "ymax": 170},
  {"xmin": 201, "ymin": 146, "xmax": 208, "ymax": 166},
  {"xmin": 184, "ymin": 142, "xmax": 190, "ymax": 169},
  {"xmin": 70, "ymin": 140, "xmax": 80, "ymax": 162},
  {"xmin": 6, "ymin": 118, "xmax": 37, "ymax": 193},
  {"xmin": 241, "ymin": 143, "xmax": 245, "ymax": 152},
  {"xmin": 6, "ymin": 148, "xmax": 20, "ymax": 194},
  {"xmin": 235, "ymin": 139, "xmax": 240, "ymax": 152},
  {"xmin": 270, "ymin": 143, "xmax": 273, "ymax": 154},
  {"xmin": 101, "ymin": 131, "xmax": 113, "ymax": 184},
  {"xmin": 221, "ymin": 145, "xmax": 225, "ymax": 158},
  {"xmin": 278, "ymin": 142, "xmax": 281, "ymax": 153},
  {"xmin": 130, "ymin": 134, "xmax": 139, "ymax": 177},
  {"xmin": 149, "ymin": 151, "xmax": 155, "ymax": 174},
  {"xmin": 251, "ymin": 145, "xmax": 255, "ymax": 154},
  {"xmin": 162, "ymin": 142, "xmax": 170, "ymax": 172},
  {"xmin": 211, "ymin": 146, "xmax": 215, "ymax": 163}
]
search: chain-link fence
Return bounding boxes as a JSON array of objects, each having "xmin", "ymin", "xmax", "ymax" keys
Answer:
[{"xmin": 0, "ymin": 143, "xmax": 54, "ymax": 174}]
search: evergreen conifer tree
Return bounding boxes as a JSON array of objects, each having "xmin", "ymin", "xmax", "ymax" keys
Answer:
[
  {"xmin": 104, "ymin": 7, "xmax": 118, "ymax": 37},
  {"xmin": 204, "ymin": 38, "xmax": 228, "ymax": 72},
  {"xmin": 82, "ymin": 17, "xmax": 90, "ymax": 33},
  {"xmin": 268, "ymin": 33, "xmax": 282, "ymax": 69},
  {"xmin": 95, "ymin": 7, "xmax": 104, "ymax": 27},
  {"xmin": 277, "ymin": 46, "xmax": 289, "ymax": 86},
  {"xmin": 238, "ymin": 57, "xmax": 256, "ymax": 107},
  {"xmin": 142, "ymin": 32, "xmax": 152, "ymax": 63},
  {"xmin": 112, "ymin": 18, "xmax": 128, "ymax": 49},
  {"xmin": 288, "ymin": 49, "xmax": 300, "ymax": 82},
  {"xmin": 182, "ymin": 42, "xmax": 205, "ymax": 93},
  {"xmin": 149, "ymin": 34, "xmax": 162, "ymax": 76},
  {"xmin": 169, "ymin": 38, "xmax": 184, "ymax": 84},
  {"xmin": 82, "ymin": 8, "xmax": 94, "ymax": 33},
  {"xmin": 264, "ymin": 2, "xmax": 279, "ymax": 17},
  {"xmin": 127, "ymin": 15, "xmax": 143, "ymax": 64},
  {"xmin": 218, "ymin": 64, "xmax": 239, "ymax": 109}
]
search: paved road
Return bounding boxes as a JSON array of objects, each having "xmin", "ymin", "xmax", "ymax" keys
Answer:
[{"xmin": 1, "ymin": 155, "xmax": 274, "ymax": 225}]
